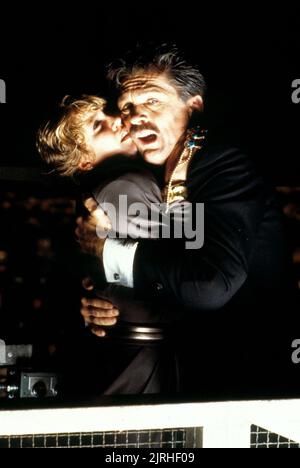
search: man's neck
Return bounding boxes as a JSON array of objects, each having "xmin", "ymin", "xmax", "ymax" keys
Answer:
[{"xmin": 164, "ymin": 134, "xmax": 186, "ymax": 183}]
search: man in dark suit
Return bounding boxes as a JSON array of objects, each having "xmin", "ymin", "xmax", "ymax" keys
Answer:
[{"xmin": 77, "ymin": 45, "xmax": 298, "ymax": 397}]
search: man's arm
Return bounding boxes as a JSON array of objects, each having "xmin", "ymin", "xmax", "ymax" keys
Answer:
[
  {"xmin": 102, "ymin": 148, "xmax": 267, "ymax": 311},
  {"xmin": 133, "ymin": 148, "xmax": 266, "ymax": 310}
]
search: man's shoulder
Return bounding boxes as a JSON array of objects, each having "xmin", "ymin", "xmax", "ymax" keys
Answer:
[
  {"xmin": 187, "ymin": 137, "xmax": 271, "ymax": 202},
  {"xmin": 188, "ymin": 131, "xmax": 263, "ymax": 186},
  {"xmin": 189, "ymin": 139, "xmax": 256, "ymax": 177}
]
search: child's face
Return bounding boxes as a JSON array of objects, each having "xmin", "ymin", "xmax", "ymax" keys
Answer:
[{"xmin": 82, "ymin": 109, "xmax": 137, "ymax": 167}]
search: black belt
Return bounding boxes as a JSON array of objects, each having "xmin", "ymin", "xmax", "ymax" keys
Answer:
[{"xmin": 104, "ymin": 323, "xmax": 167, "ymax": 342}]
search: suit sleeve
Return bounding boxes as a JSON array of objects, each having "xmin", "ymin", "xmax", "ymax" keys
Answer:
[{"xmin": 133, "ymin": 148, "xmax": 267, "ymax": 311}]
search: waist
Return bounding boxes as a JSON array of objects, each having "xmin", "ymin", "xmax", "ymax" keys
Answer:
[{"xmin": 104, "ymin": 322, "xmax": 169, "ymax": 342}]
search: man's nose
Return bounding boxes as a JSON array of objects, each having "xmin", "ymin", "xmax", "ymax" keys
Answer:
[{"xmin": 129, "ymin": 106, "xmax": 149, "ymax": 126}]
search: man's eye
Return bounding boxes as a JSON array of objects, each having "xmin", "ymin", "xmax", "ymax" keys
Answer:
[
  {"xmin": 147, "ymin": 98, "xmax": 159, "ymax": 106},
  {"xmin": 121, "ymin": 106, "xmax": 130, "ymax": 115},
  {"xmin": 93, "ymin": 120, "xmax": 102, "ymax": 131}
]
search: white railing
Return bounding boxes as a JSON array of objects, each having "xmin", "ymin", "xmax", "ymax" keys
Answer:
[{"xmin": 0, "ymin": 399, "xmax": 300, "ymax": 448}]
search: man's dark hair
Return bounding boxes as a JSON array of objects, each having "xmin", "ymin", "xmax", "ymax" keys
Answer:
[{"xmin": 107, "ymin": 43, "xmax": 207, "ymax": 102}]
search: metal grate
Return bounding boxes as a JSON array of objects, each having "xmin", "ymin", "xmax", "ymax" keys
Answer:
[
  {"xmin": 251, "ymin": 426, "xmax": 300, "ymax": 448},
  {"xmin": 0, "ymin": 427, "xmax": 202, "ymax": 448}
]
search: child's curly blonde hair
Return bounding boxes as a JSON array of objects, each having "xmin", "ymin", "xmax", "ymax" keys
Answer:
[{"xmin": 36, "ymin": 95, "xmax": 106, "ymax": 177}]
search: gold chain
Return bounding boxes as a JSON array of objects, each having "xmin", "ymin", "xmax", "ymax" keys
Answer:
[
  {"xmin": 165, "ymin": 147, "xmax": 193, "ymax": 211},
  {"xmin": 164, "ymin": 129, "xmax": 207, "ymax": 212}
]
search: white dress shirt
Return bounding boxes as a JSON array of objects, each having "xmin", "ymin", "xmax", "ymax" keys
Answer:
[{"xmin": 103, "ymin": 238, "xmax": 138, "ymax": 288}]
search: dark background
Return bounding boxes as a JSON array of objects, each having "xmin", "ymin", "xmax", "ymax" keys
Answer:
[
  {"xmin": 0, "ymin": 5, "xmax": 299, "ymax": 183},
  {"xmin": 0, "ymin": 5, "xmax": 300, "ymax": 400}
]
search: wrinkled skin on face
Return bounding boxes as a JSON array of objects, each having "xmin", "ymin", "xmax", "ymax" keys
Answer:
[{"xmin": 118, "ymin": 73, "xmax": 202, "ymax": 167}]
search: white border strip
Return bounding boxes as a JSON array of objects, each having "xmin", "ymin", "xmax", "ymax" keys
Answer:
[{"xmin": 0, "ymin": 400, "xmax": 300, "ymax": 448}]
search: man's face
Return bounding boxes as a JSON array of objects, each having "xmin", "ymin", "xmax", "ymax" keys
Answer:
[
  {"xmin": 118, "ymin": 73, "xmax": 192, "ymax": 166},
  {"xmin": 82, "ymin": 109, "xmax": 137, "ymax": 166}
]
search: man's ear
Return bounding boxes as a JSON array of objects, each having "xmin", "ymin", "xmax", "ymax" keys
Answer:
[
  {"xmin": 77, "ymin": 155, "xmax": 94, "ymax": 172},
  {"xmin": 186, "ymin": 95, "xmax": 204, "ymax": 114}
]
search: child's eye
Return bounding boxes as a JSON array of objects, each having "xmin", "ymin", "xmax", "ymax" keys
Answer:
[{"xmin": 93, "ymin": 120, "xmax": 102, "ymax": 131}]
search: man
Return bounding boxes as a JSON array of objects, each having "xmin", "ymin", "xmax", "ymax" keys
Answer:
[{"xmin": 77, "ymin": 45, "xmax": 298, "ymax": 396}]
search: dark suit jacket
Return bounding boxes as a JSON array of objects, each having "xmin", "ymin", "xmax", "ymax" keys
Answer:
[{"xmin": 133, "ymin": 143, "xmax": 298, "ymax": 396}]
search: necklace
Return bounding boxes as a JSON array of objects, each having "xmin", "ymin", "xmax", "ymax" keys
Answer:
[{"xmin": 164, "ymin": 127, "xmax": 207, "ymax": 211}]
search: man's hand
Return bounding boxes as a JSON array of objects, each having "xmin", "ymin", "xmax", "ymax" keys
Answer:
[
  {"xmin": 75, "ymin": 197, "xmax": 112, "ymax": 259},
  {"xmin": 84, "ymin": 196, "xmax": 112, "ymax": 232},
  {"xmin": 81, "ymin": 297, "xmax": 119, "ymax": 337},
  {"xmin": 81, "ymin": 277, "xmax": 120, "ymax": 337},
  {"xmin": 75, "ymin": 215, "xmax": 106, "ymax": 258}
]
